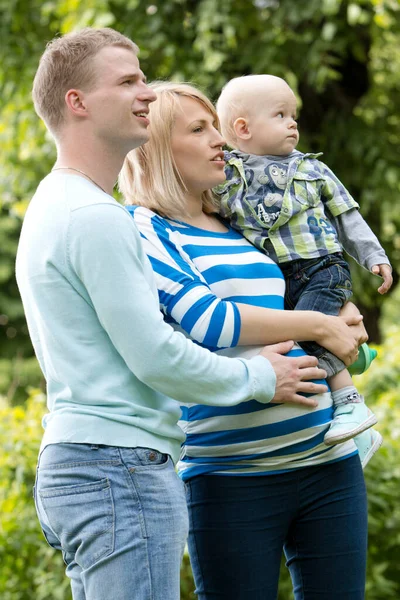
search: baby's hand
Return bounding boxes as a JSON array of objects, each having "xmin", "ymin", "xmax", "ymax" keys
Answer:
[{"xmin": 371, "ymin": 263, "xmax": 393, "ymax": 294}]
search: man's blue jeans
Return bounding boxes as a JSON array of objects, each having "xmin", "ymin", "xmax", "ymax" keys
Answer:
[
  {"xmin": 34, "ymin": 443, "xmax": 188, "ymax": 600},
  {"xmin": 186, "ymin": 455, "xmax": 367, "ymax": 600}
]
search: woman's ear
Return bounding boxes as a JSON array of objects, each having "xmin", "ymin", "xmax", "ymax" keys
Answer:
[{"xmin": 233, "ymin": 117, "xmax": 251, "ymax": 141}]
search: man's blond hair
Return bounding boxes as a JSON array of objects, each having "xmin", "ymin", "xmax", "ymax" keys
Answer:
[
  {"xmin": 32, "ymin": 27, "xmax": 138, "ymax": 135},
  {"xmin": 119, "ymin": 81, "xmax": 220, "ymax": 219}
]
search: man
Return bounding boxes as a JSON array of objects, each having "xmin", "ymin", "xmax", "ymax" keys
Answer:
[{"xmin": 16, "ymin": 28, "xmax": 347, "ymax": 600}]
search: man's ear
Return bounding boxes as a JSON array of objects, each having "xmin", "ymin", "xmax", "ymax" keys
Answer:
[
  {"xmin": 64, "ymin": 89, "xmax": 88, "ymax": 118},
  {"xmin": 233, "ymin": 117, "xmax": 251, "ymax": 141}
]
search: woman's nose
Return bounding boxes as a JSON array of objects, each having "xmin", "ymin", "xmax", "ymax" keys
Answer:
[{"xmin": 211, "ymin": 131, "xmax": 226, "ymax": 147}]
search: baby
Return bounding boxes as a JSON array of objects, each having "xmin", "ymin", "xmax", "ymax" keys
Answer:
[{"xmin": 216, "ymin": 74, "xmax": 392, "ymax": 450}]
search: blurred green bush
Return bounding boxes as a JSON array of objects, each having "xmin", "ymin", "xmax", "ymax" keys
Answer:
[
  {"xmin": 355, "ymin": 326, "xmax": 400, "ymax": 600},
  {"xmin": 0, "ymin": 390, "xmax": 71, "ymax": 600},
  {"xmin": 1, "ymin": 328, "xmax": 399, "ymax": 599}
]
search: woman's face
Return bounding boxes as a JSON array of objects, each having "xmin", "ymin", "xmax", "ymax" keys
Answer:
[{"xmin": 171, "ymin": 96, "xmax": 226, "ymax": 197}]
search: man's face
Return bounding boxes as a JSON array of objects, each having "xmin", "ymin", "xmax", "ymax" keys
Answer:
[
  {"xmin": 83, "ymin": 46, "xmax": 157, "ymax": 153},
  {"xmin": 246, "ymin": 84, "xmax": 299, "ymax": 156}
]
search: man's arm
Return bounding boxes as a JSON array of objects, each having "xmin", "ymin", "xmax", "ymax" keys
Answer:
[{"xmin": 70, "ymin": 203, "xmax": 326, "ymax": 408}]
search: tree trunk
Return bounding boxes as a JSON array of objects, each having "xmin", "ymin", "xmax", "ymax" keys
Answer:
[{"xmin": 356, "ymin": 303, "xmax": 382, "ymax": 344}]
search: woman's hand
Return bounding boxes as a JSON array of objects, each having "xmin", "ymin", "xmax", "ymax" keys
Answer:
[
  {"xmin": 339, "ymin": 301, "xmax": 368, "ymax": 346},
  {"xmin": 317, "ymin": 302, "xmax": 367, "ymax": 366}
]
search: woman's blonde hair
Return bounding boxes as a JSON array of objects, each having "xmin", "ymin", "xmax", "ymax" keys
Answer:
[{"xmin": 119, "ymin": 81, "xmax": 220, "ymax": 219}]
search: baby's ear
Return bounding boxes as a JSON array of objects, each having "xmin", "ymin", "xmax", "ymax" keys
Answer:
[{"xmin": 233, "ymin": 117, "xmax": 251, "ymax": 140}]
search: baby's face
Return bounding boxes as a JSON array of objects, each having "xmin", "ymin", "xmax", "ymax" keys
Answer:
[{"xmin": 246, "ymin": 84, "xmax": 299, "ymax": 156}]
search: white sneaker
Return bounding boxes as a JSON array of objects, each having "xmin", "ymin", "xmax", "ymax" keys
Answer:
[
  {"xmin": 324, "ymin": 402, "xmax": 377, "ymax": 446},
  {"xmin": 354, "ymin": 428, "xmax": 383, "ymax": 469}
]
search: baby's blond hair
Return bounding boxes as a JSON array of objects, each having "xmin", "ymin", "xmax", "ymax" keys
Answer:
[{"xmin": 216, "ymin": 74, "xmax": 293, "ymax": 148}]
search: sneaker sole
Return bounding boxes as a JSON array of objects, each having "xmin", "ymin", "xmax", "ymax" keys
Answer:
[
  {"xmin": 361, "ymin": 432, "xmax": 383, "ymax": 469},
  {"xmin": 324, "ymin": 414, "xmax": 378, "ymax": 446}
]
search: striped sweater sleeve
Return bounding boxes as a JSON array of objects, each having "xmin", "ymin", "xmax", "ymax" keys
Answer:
[{"xmin": 129, "ymin": 206, "xmax": 241, "ymax": 349}]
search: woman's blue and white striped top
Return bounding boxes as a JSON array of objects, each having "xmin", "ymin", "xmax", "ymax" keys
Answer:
[{"xmin": 127, "ymin": 205, "xmax": 356, "ymax": 481}]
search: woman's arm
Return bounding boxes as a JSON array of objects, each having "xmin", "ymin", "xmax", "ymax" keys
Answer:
[
  {"xmin": 237, "ymin": 302, "xmax": 365, "ymax": 366},
  {"xmin": 130, "ymin": 206, "xmax": 363, "ymax": 365}
]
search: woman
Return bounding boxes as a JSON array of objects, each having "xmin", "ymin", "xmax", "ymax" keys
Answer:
[{"xmin": 120, "ymin": 82, "xmax": 369, "ymax": 600}]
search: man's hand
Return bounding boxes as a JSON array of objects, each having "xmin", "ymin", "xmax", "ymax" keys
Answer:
[
  {"xmin": 259, "ymin": 341, "xmax": 327, "ymax": 407},
  {"xmin": 371, "ymin": 264, "xmax": 393, "ymax": 294}
]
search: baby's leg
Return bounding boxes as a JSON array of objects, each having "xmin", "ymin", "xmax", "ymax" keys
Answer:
[
  {"xmin": 324, "ymin": 368, "xmax": 377, "ymax": 446},
  {"xmin": 283, "ymin": 254, "xmax": 351, "ymax": 375},
  {"xmin": 329, "ymin": 367, "xmax": 353, "ymax": 392},
  {"xmin": 283, "ymin": 255, "xmax": 378, "ymax": 446}
]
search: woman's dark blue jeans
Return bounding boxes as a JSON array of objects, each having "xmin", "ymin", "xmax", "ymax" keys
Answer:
[{"xmin": 186, "ymin": 455, "xmax": 367, "ymax": 600}]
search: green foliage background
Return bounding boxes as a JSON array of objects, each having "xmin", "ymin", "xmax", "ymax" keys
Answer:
[
  {"xmin": 2, "ymin": 0, "xmax": 400, "ymax": 403},
  {"xmin": 1, "ymin": 322, "xmax": 400, "ymax": 599},
  {"xmin": 1, "ymin": 0, "xmax": 400, "ymax": 597}
]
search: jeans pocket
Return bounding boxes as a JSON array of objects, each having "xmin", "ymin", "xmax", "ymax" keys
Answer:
[
  {"xmin": 333, "ymin": 264, "xmax": 353, "ymax": 301},
  {"xmin": 39, "ymin": 478, "xmax": 115, "ymax": 570},
  {"xmin": 131, "ymin": 447, "xmax": 170, "ymax": 468}
]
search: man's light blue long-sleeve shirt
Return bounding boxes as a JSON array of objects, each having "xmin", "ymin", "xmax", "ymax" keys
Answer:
[{"xmin": 16, "ymin": 174, "xmax": 276, "ymax": 463}]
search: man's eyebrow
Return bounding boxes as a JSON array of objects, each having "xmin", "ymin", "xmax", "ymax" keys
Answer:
[{"xmin": 118, "ymin": 72, "xmax": 147, "ymax": 83}]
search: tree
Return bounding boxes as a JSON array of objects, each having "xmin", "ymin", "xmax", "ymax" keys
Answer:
[{"xmin": 1, "ymin": 0, "xmax": 400, "ymax": 400}]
